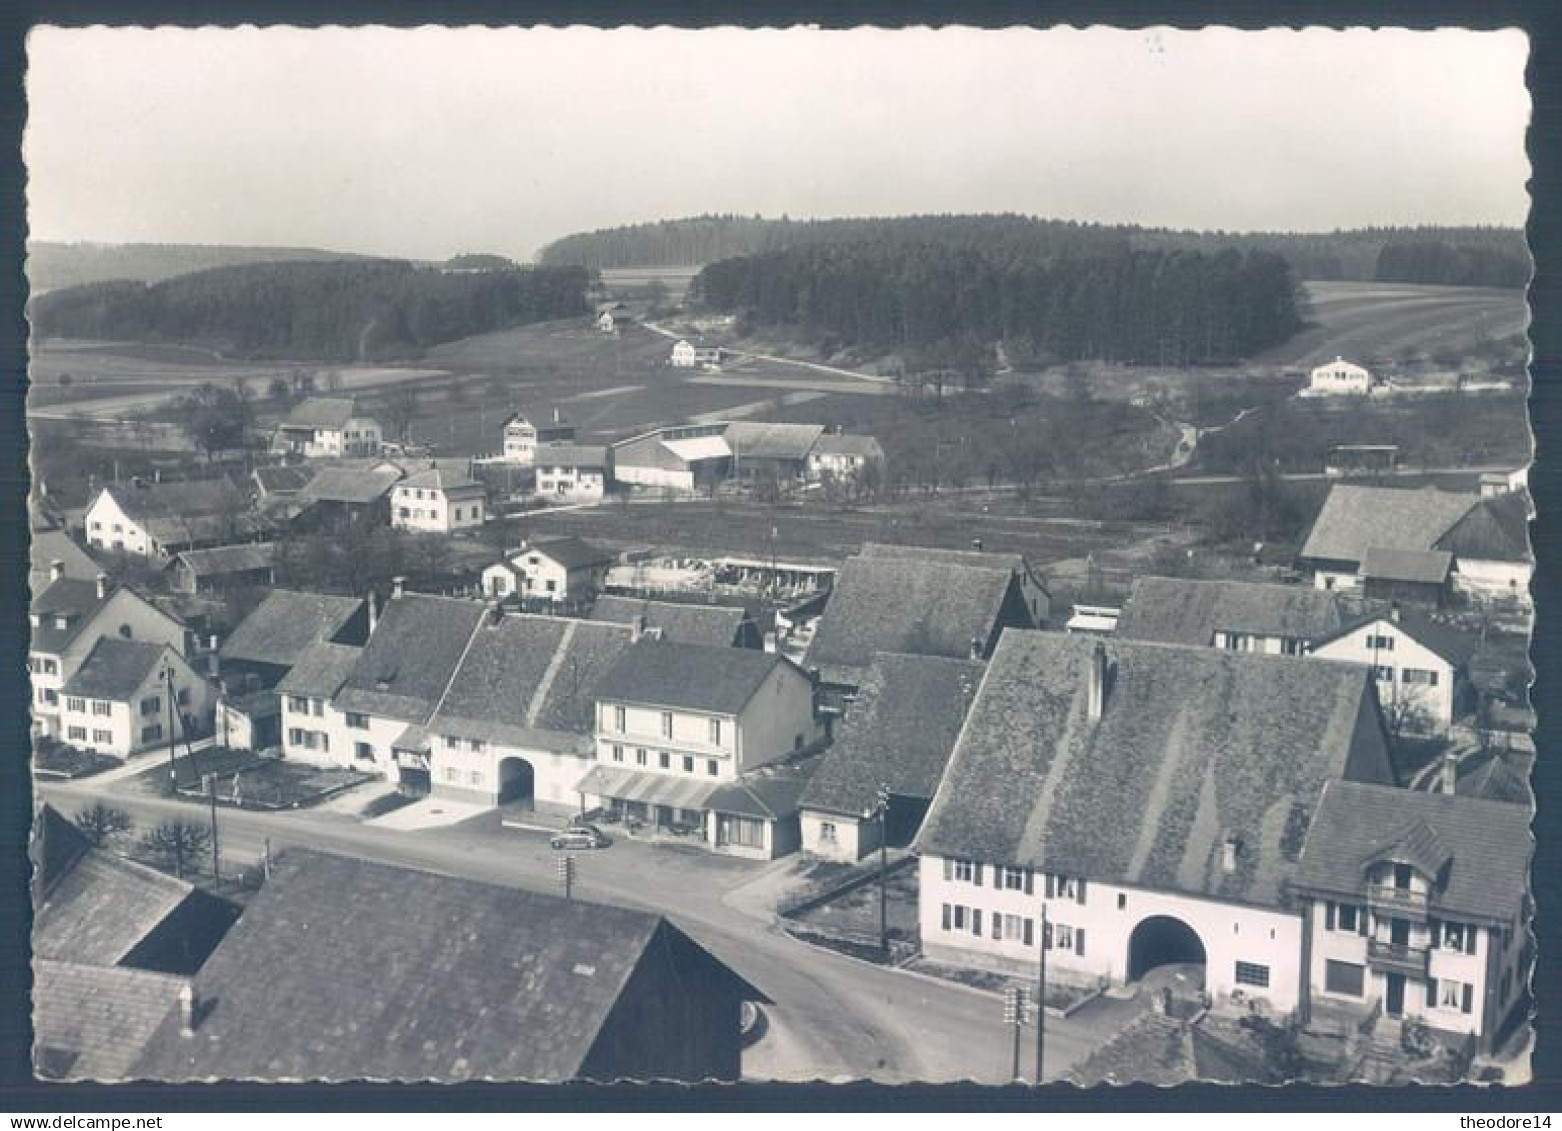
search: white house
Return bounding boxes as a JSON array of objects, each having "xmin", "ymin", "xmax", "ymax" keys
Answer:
[
  {"xmin": 275, "ymin": 641, "xmax": 363, "ymax": 767},
  {"xmin": 1289, "ymin": 781, "xmax": 1531, "ymax": 1054},
  {"xmin": 390, "ymin": 466, "xmax": 487, "ymax": 533},
  {"xmin": 1306, "ymin": 357, "xmax": 1372, "ymax": 396},
  {"xmin": 482, "ymin": 537, "xmax": 615, "ymax": 607},
  {"xmin": 57, "ymin": 638, "xmax": 213, "ymax": 758},
  {"xmin": 915, "ymin": 632, "xmax": 1395, "ymax": 1015},
  {"xmin": 84, "ymin": 479, "xmax": 265, "ymax": 560},
  {"xmin": 533, "ymin": 444, "xmax": 612, "ymax": 502},
  {"xmin": 501, "ymin": 410, "xmax": 576, "ymax": 465},
  {"xmin": 669, "ymin": 340, "xmax": 724, "ymax": 369},
  {"xmin": 579, "ymin": 641, "xmax": 823, "ymax": 859},
  {"xmin": 596, "ymin": 304, "xmax": 633, "ymax": 334},
  {"xmin": 1114, "ymin": 576, "xmax": 1348, "ymax": 656},
  {"xmin": 1309, "ymin": 606, "xmax": 1476, "ymax": 734},
  {"xmin": 271, "ymin": 397, "xmax": 383, "ymax": 458},
  {"xmin": 806, "ymin": 434, "xmax": 886, "ymax": 484}
]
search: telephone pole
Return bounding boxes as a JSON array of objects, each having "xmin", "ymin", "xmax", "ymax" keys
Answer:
[
  {"xmin": 1036, "ymin": 904, "xmax": 1048, "ymax": 1084},
  {"xmin": 205, "ymin": 772, "xmax": 221, "ymax": 882},
  {"xmin": 557, "ymin": 854, "xmax": 574, "ymax": 901}
]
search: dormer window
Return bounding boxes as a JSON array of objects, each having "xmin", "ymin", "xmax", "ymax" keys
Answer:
[
  {"xmin": 54, "ymin": 616, "xmax": 69, "ymax": 630},
  {"xmin": 118, "ymin": 624, "xmax": 132, "ymax": 639}
]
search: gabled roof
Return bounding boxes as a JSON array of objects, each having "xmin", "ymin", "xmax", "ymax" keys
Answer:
[
  {"xmin": 725, "ymin": 421, "xmax": 826, "ymax": 462},
  {"xmin": 801, "ymin": 653, "xmax": 984, "ymax": 817},
  {"xmin": 293, "ymin": 464, "xmax": 402, "ymax": 506},
  {"xmin": 1115, "ymin": 576, "xmax": 1347, "ymax": 647},
  {"xmin": 804, "ymin": 552, "xmax": 1025, "ymax": 685},
  {"xmin": 129, "ymin": 849, "xmax": 756, "ymax": 1082},
  {"xmin": 859, "ymin": 541, "xmax": 1032, "ymax": 577},
  {"xmin": 279, "ymin": 397, "xmax": 361, "ymax": 430},
  {"xmin": 533, "ymin": 443, "xmax": 611, "ymax": 469},
  {"xmin": 708, "ymin": 765, "xmax": 814, "ymax": 820},
  {"xmin": 1453, "ymin": 753, "xmax": 1531, "ymax": 806},
  {"xmin": 274, "ymin": 641, "xmax": 363, "ymax": 698},
  {"xmin": 252, "ymin": 465, "xmax": 316, "ymax": 496},
  {"xmin": 335, "ymin": 595, "xmax": 486, "ymax": 722},
  {"xmin": 594, "ymin": 640, "xmax": 795, "ymax": 714},
  {"xmin": 30, "ymin": 576, "xmax": 112, "ymax": 654},
  {"xmin": 29, "ymin": 529, "xmax": 101, "ymax": 590},
  {"xmin": 1435, "ymin": 489, "xmax": 1533, "ymax": 564},
  {"xmin": 1298, "ymin": 485, "xmax": 1481, "ymax": 567},
  {"xmin": 1291, "ymin": 780, "xmax": 1531, "ymax": 924},
  {"xmin": 428, "ymin": 615, "xmax": 634, "ymax": 751},
  {"xmin": 916, "ymin": 633, "xmax": 1393, "ymax": 908},
  {"xmin": 1359, "ymin": 547, "xmax": 1454, "ymax": 586},
  {"xmin": 1312, "ymin": 606, "xmax": 1479, "ymax": 667},
  {"xmin": 32, "ymin": 960, "xmax": 187, "ymax": 1081},
  {"xmin": 588, "ymin": 596, "xmax": 748, "ymax": 647},
  {"xmin": 399, "ymin": 465, "xmax": 482, "ymax": 493},
  {"xmin": 1364, "ymin": 817, "xmax": 1453, "ymax": 880},
  {"xmin": 810, "ymin": 434, "xmax": 885, "ymax": 459},
  {"xmin": 219, "ymin": 589, "xmax": 366, "ymax": 669},
  {"xmin": 34, "ymin": 834, "xmax": 198, "ymax": 967},
  {"xmin": 96, "ymin": 480, "xmax": 267, "ymax": 546},
  {"xmin": 517, "ymin": 536, "xmax": 614, "ymax": 572},
  {"xmin": 60, "ymin": 638, "xmax": 175, "ymax": 701},
  {"xmin": 173, "ymin": 542, "xmax": 276, "ymax": 578}
]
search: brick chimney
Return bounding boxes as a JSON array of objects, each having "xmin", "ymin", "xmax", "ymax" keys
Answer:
[
  {"xmin": 207, "ymin": 634, "xmax": 221, "ymax": 680},
  {"xmin": 49, "ymin": 560, "xmax": 64, "ymax": 582},
  {"xmin": 366, "ymin": 593, "xmax": 379, "ymax": 637},
  {"xmin": 95, "ymin": 572, "xmax": 109, "ymax": 601},
  {"xmin": 969, "ymin": 636, "xmax": 983, "ymax": 661},
  {"xmin": 178, "ymin": 983, "xmax": 198, "ymax": 1037},
  {"xmin": 392, "ymin": 576, "xmax": 406, "ymax": 600},
  {"xmin": 1087, "ymin": 641, "xmax": 1109, "ymax": 722},
  {"xmin": 1439, "ymin": 750, "xmax": 1460, "ymax": 795}
]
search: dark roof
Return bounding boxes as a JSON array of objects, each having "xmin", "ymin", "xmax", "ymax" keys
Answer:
[
  {"xmin": 60, "ymin": 638, "xmax": 174, "ymax": 700},
  {"xmin": 801, "ymin": 653, "xmax": 984, "ymax": 817},
  {"xmin": 32, "ymin": 960, "xmax": 187, "ymax": 1081},
  {"xmin": 1453, "ymin": 753, "xmax": 1531, "ymax": 806},
  {"xmin": 915, "ymin": 633, "xmax": 1393, "ymax": 908},
  {"xmin": 588, "ymin": 596, "xmax": 748, "ymax": 647},
  {"xmin": 1115, "ymin": 576, "xmax": 1347, "ymax": 647},
  {"xmin": 804, "ymin": 553, "xmax": 1024, "ymax": 685},
  {"xmin": 34, "ymin": 805, "xmax": 91, "ymax": 895},
  {"xmin": 335, "ymin": 595, "xmax": 486, "ymax": 721},
  {"xmin": 724, "ymin": 421, "xmax": 825, "ymax": 462},
  {"xmin": 810, "ymin": 434, "xmax": 884, "ymax": 459},
  {"xmin": 34, "ymin": 840, "xmax": 197, "ymax": 967},
  {"xmin": 280, "ymin": 397, "xmax": 360, "ymax": 430},
  {"xmin": 533, "ymin": 444, "xmax": 611, "ymax": 469},
  {"xmin": 293, "ymin": 465, "xmax": 402, "ymax": 506},
  {"xmin": 30, "ymin": 576, "xmax": 113, "ymax": 654},
  {"xmin": 708, "ymin": 765, "xmax": 814, "ymax": 820},
  {"xmin": 859, "ymin": 541, "xmax": 1029, "ymax": 575},
  {"xmin": 1435, "ymin": 490, "xmax": 1533, "ymax": 564},
  {"xmin": 521, "ymin": 536, "xmax": 615, "ymax": 571},
  {"xmin": 252, "ymin": 465, "xmax": 316, "ymax": 496},
  {"xmin": 1299, "ymin": 485, "xmax": 1479, "ymax": 567},
  {"xmin": 1290, "ymin": 780, "xmax": 1532, "ymax": 924},
  {"xmin": 428, "ymin": 615, "xmax": 633, "ymax": 751},
  {"xmin": 1359, "ymin": 547, "xmax": 1453, "ymax": 586},
  {"xmin": 273, "ymin": 641, "xmax": 363, "ymax": 698},
  {"xmin": 1313, "ymin": 606, "xmax": 1479, "ymax": 667},
  {"xmin": 594, "ymin": 640, "xmax": 794, "ymax": 714},
  {"xmin": 219, "ymin": 589, "xmax": 366, "ymax": 668},
  {"xmin": 29, "ymin": 529, "xmax": 101, "ymax": 589},
  {"xmin": 99, "ymin": 480, "xmax": 267, "ymax": 546},
  {"xmin": 174, "ymin": 542, "xmax": 276, "ymax": 577},
  {"xmin": 399, "ymin": 466, "xmax": 483, "ymax": 492},
  {"xmin": 130, "ymin": 849, "xmax": 755, "ymax": 1082}
]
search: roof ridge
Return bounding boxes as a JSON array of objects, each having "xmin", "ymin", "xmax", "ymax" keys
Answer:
[{"xmin": 524, "ymin": 620, "xmax": 579, "ymax": 728}]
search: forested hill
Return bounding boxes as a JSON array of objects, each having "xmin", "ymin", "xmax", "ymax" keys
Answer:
[
  {"xmin": 25, "ymin": 240, "xmax": 374, "ymax": 293},
  {"xmin": 538, "ymin": 215, "xmax": 1529, "ymax": 289},
  {"xmin": 693, "ymin": 242, "xmax": 1303, "ymax": 367},
  {"xmin": 29, "ymin": 259, "xmax": 589, "ymax": 362}
]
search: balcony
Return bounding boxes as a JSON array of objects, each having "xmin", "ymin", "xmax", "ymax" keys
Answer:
[
  {"xmin": 1366, "ymin": 883, "xmax": 1430, "ymax": 921},
  {"xmin": 1367, "ymin": 938, "xmax": 1430, "ymax": 978}
]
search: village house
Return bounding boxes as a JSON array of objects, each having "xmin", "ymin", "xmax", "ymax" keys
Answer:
[
  {"xmin": 803, "ymin": 544, "xmax": 1040, "ymax": 704},
  {"xmin": 273, "ymin": 640, "xmax": 363, "ymax": 767},
  {"xmin": 534, "ymin": 443, "xmax": 613, "ymax": 502},
  {"xmin": 669, "ymin": 339, "xmax": 725, "ymax": 368},
  {"xmin": 578, "ymin": 641, "xmax": 824, "ymax": 858},
  {"xmin": 596, "ymin": 303, "xmax": 634, "ymax": 333},
  {"xmin": 1308, "ymin": 605, "xmax": 1477, "ymax": 734},
  {"xmin": 29, "ymin": 572, "xmax": 191, "ymax": 742},
  {"xmin": 483, "ymin": 536, "xmax": 615, "ymax": 608},
  {"xmin": 390, "ymin": 465, "xmax": 488, "ymax": 532},
  {"xmin": 1289, "ymin": 781, "xmax": 1531, "ymax": 1054},
  {"xmin": 216, "ymin": 588, "xmax": 370, "ymax": 691},
  {"xmin": 587, "ymin": 595, "xmax": 763, "ymax": 649},
  {"xmin": 250, "ymin": 464, "xmax": 316, "ymax": 503},
  {"xmin": 1305, "ymin": 356, "xmax": 1373, "ymax": 396},
  {"xmin": 1298, "ymin": 484, "xmax": 1532, "ymax": 607},
  {"xmin": 56, "ymin": 637, "xmax": 214, "ymax": 757},
  {"xmin": 270, "ymin": 396, "xmax": 383, "ymax": 458},
  {"xmin": 130, "ymin": 849, "xmax": 760, "ymax": 1083},
  {"xmin": 807, "ymin": 433, "xmax": 887, "ymax": 484},
  {"xmin": 167, "ymin": 542, "xmax": 277, "ymax": 596},
  {"xmin": 84, "ymin": 478, "xmax": 266, "ymax": 560},
  {"xmin": 612, "ymin": 423, "xmax": 732, "ymax": 493},
  {"xmin": 726, "ymin": 422, "xmax": 826, "ymax": 483},
  {"xmin": 29, "ymin": 530, "xmax": 101, "ymax": 593},
  {"xmin": 799, "ymin": 652, "xmax": 985, "ymax": 861},
  {"xmin": 914, "ymin": 632, "xmax": 1395, "ymax": 1015},
  {"xmin": 287, "ymin": 463, "xmax": 403, "ymax": 531},
  {"xmin": 501, "ymin": 408, "xmax": 576, "ymax": 464},
  {"xmin": 1114, "ymin": 576, "xmax": 1348, "ymax": 655},
  {"xmin": 1479, "ymin": 467, "xmax": 1529, "ymax": 499}
]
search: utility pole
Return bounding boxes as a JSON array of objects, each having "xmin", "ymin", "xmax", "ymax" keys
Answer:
[
  {"xmin": 163, "ymin": 665, "xmax": 178, "ymax": 794},
  {"xmin": 205, "ymin": 772, "xmax": 221, "ymax": 882},
  {"xmin": 864, "ymin": 782, "xmax": 891, "ymax": 954},
  {"xmin": 557, "ymin": 854, "xmax": 574, "ymax": 901},
  {"xmin": 1003, "ymin": 985, "xmax": 1031, "ymax": 1082},
  {"xmin": 1036, "ymin": 904, "xmax": 1048, "ymax": 1084}
]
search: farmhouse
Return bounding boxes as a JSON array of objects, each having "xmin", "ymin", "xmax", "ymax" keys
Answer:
[
  {"xmin": 726, "ymin": 421, "xmax": 826, "ymax": 483},
  {"xmin": 597, "ymin": 303, "xmax": 634, "ymax": 333},
  {"xmin": 391, "ymin": 465, "xmax": 487, "ymax": 533},
  {"xmin": 1306, "ymin": 357, "xmax": 1372, "ymax": 396},
  {"xmin": 270, "ymin": 397, "xmax": 383, "ymax": 458},
  {"xmin": 807, "ymin": 433, "xmax": 887, "ymax": 483},
  {"xmin": 612, "ymin": 423, "xmax": 732, "ymax": 492},
  {"xmin": 1289, "ymin": 781, "xmax": 1531, "ymax": 1054},
  {"xmin": 217, "ymin": 588, "xmax": 370, "ymax": 690},
  {"xmin": 670, "ymin": 339, "xmax": 725, "ymax": 368},
  {"xmin": 288, "ymin": 463, "xmax": 403, "ymax": 531},
  {"xmin": 580, "ymin": 641, "xmax": 823, "ymax": 858},
  {"xmin": 483, "ymin": 537, "xmax": 615, "ymax": 608},
  {"xmin": 84, "ymin": 479, "xmax": 265, "ymax": 560},
  {"xmin": 274, "ymin": 641, "xmax": 363, "ymax": 766},
  {"xmin": 1114, "ymin": 576, "xmax": 1347, "ymax": 655},
  {"xmin": 534, "ymin": 443, "xmax": 612, "ymax": 502},
  {"xmin": 251, "ymin": 464, "xmax": 316, "ymax": 502},
  {"xmin": 859, "ymin": 542, "xmax": 1051, "ymax": 628},
  {"xmin": 799, "ymin": 652, "xmax": 985, "ymax": 862},
  {"xmin": 57, "ymin": 637, "xmax": 214, "ymax": 757},
  {"xmin": 501, "ymin": 408, "xmax": 576, "ymax": 465},
  {"xmin": 1308, "ymin": 605, "xmax": 1477, "ymax": 735},
  {"xmin": 131, "ymin": 849, "xmax": 759, "ymax": 1083},
  {"xmin": 915, "ymin": 632, "xmax": 1395, "ymax": 1014},
  {"xmin": 168, "ymin": 542, "xmax": 277, "ymax": 596},
  {"xmin": 588, "ymin": 595, "xmax": 762, "ymax": 649}
]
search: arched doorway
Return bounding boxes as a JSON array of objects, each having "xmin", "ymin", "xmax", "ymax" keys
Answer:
[
  {"xmin": 1127, "ymin": 915, "xmax": 1206, "ymax": 982},
  {"xmin": 497, "ymin": 757, "xmax": 535, "ymax": 806}
]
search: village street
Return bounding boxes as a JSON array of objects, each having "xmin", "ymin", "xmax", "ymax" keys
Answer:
[{"xmin": 35, "ymin": 774, "xmax": 1128, "ymax": 1085}]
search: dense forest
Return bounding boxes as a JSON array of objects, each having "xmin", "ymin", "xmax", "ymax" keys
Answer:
[
  {"xmin": 29, "ymin": 259, "xmax": 589, "ymax": 362},
  {"xmin": 25, "ymin": 240, "xmax": 372, "ymax": 293},
  {"xmin": 692, "ymin": 239, "xmax": 1304, "ymax": 366},
  {"xmin": 538, "ymin": 215, "xmax": 1530, "ymax": 289}
]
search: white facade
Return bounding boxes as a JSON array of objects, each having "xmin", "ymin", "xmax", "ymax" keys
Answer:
[
  {"xmin": 918, "ymin": 855, "xmax": 1304, "ymax": 1013},
  {"xmin": 275, "ymin": 416, "xmax": 383, "ymax": 459},
  {"xmin": 1308, "ymin": 358, "xmax": 1372, "ymax": 396},
  {"xmin": 801, "ymin": 811, "xmax": 875, "ymax": 862},
  {"xmin": 503, "ymin": 419, "xmax": 540, "ymax": 464},
  {"xmin": 1311, "ymin": 618, "xmax": 1458, "ymax": 732},
  {"xmin": 58, "ymin": 647, "xmax": 212, "ymax": 758},
  {"xmin": 84, "ymin": 491, "xmax": 155, "ymax": 557},
  {"xmin": 670, "ymin": 340, "xmax": 698, "ymax": 368},
  {"xmin": 1452, "ymin": 557, "xmax": 1534, "ymax": 605},
  {"xmin": 429, "ymin": 733, "xmax": 591, "ymax": 810},
  {"xmin": 536, "ymin": 461, "xmax": 607, "ymax": 503},
  {"xmin": 390, "ymin": 482, "xmax": 487, "ymax": 533}
]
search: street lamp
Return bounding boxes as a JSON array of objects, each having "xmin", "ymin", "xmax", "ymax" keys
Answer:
[{"xmin": 863, "ymin": 782, "xmax": 891, "ymax": 955}]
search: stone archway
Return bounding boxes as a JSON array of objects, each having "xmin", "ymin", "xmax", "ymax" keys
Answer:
[
  {"xmin": 1127, "ymin": 914, "xmax": 1207, "ymax": 982},
  {"xmin": 497, "ymin": 756, "xmax": 535, "ymax": 806}
]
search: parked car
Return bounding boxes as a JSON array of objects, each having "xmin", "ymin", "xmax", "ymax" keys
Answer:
[{"xmin": 550, "ymin": 823, "xmax": 611, "ymax": 850}]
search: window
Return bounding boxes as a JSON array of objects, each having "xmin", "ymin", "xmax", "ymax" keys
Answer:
[
  {"xmin": 546, "ymin": 580, "xmax": 557, "ymax": 594},
  {"xmin": 1402, "ymin": 668, "xmax": 1439, "ymax": 687},
  {"xmin": 92, "ymin": 729, "xmax": 112, "ymax": 744},
  {"xmin": 1324, "ymin": 960, "xmax": 1365, "ymax": 997},
  {"xmin": 953, "ymin": 859, "xmax": 975, "ymax": 883},
  {"xmin": 66, "ymin": 697, "xmax": 86, "ymax": 713},
  {"xmin": 636, "ymin": 748, "xmax": 648, "ymax": 767},
  {"xmin": 1234, "ymin": 962, "xmax": 1271, "ymax": 988},
  {"xmin": 819, "ymin": 821, "xmax": 838, "ymax": 844},
  {"xmin": 445, "ymin": 735, "xmax": 460, "ymax": 749},
  {"xmin": 289, "ymin": 695, "xmax": 310, "ymax": 713},
  {"xmin": 468, "ymin": 739, "xmax": 485, "ymax": 753},
  {"xmin": 355, "ymin": 742, "xmax": 374, "ymax": 761},
  {"xmin": 42, "ymin": 689, "xmax": 58, "ymax": 705},
  {"xmin": 1372, "ymin": 665, "xmax": 1395, "ymax": 682},
  {"xmin": 1052, "ymin": 924, "xmax": 1074, "ymax": 951},
  {"xmin": 709, "ymin": 717, "xmax": 723, "ymax": 745},
  {"xmin": 1002, "ymin": 866, "xmax": 1029, "ymax": 891},
  {"xmin": 140, "ymin": 724, "xmax": 162, "ymax": 743},
  {"xmin": 682, "ymin": 755, "xmax": 695, "ymax": 773},
  {"xmin": 612, "ymin": 744, "xmax": 624, "ymax": 763},
  {"xmin": 176, "ymin": 688, "xmax": 190, "ymax": 706},
  {"xmin": 707, "ymin": 759, "xmax": 719, "ymax": 777},
  {"xmin": 1434, "ymin": 978, "xmax": 1474, "ymax": 1014},
  {"xmin": 614, "ymin": 706, "xmax": 626, "ymax": 732},
  {"xmin": 312, "ymin": 698, "xmax": 323, "ymax": 717},
  {"xmin": 659, "ymin": 752, "xmax": 671, "ymax": 769},
  {"xmin": 91, "ymin": 700, "xmax": 111, "ymax": 717},
  {"xmin": 1436, "ymin": 920, "xmax": 1477, "ymax": 954},
  {"xmin": 662, "ymin": 712, "xmax": 675, "ymax": 739},
  {"xmin": 141, "ymin": 696, "xmax": 160, "ymax": 716},
  {"xmin": 720, "ymin": 814, "xmax": 765, "ymax": 848},
  {"xmin": 347, "ymin": 712, "xmax": 369, "ymax": 730},
  {"xmin": 1000, "ymin": 914, "xmax": 1029, "ymax": 944},
  {"xmin": 1046, "ymin": 874, "xmax": 1086, "ymax": 902},
  {"xmin": 1328, "ymin": 902, "xmax": 1362, "ymax": 934},
  {"xmin": 1117, "ymin": 893, "xmax": 1127, "ymax": 910},
  {"xmin": 1367, "ymin": 634, "xmax": 1395, "ymax": 651},
  {"xmin": 468, "ymin": 770, "xmax": 482, "ymax": 786},
  {"xmin": 118, "ymin": 625, "xmax": 133, "ymax": 639},
  {"xmin": 67, "ymin": 725, "xmax": 87, "ymax": 741}
]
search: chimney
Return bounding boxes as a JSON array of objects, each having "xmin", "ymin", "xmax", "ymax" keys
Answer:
[
  {"xmin": 969, "ymin": 636, "xmax": 983, "ymax": 661},
  {"xmin": 154, "ymin": 468, "xmax": 162, "ymax": 484},
  {"xmin": 366, "ymin": 594, "xmax": 379, "ymax": 637},
  {"xmin": 631, "ymin": 614, "xmax": 647, "ymax": 642},
  {"xmin": 1087, "ymin": 641, "xmax": 1108, "ymax": 722},
  {"xmin": 95, "ymin": 572, "xmax": 109, "ymax": 601},
  {"xmin": 207, "ymin": 634, "xmax": 220, "ymax": 680},
  {"xmin": 553, "ymin": 407, "xmax": 562, "ymax": 424},
  {"xmin": 392, "ymin": 576, "xmax": 406, "ymax": 600},
  {"xmin": 178, "ymin": 983, "xmax": 197, "ymax": 1037},
  {"xmin": 1222, "ymin": 835, "xmax": 1240, "ymax": 874},
  {"xmin": 1439, "ymin": 750, "xmax": 1460, "ymax": 795},
  {"xmin": 49, "ymin": 560, "xmax": 64, "ymax": 582},
  {"xmin": 1389, "ymin": 601, "xmax": 1401, "ymax": 624},
  {"xmin": 971, "ymin": 538, "xmax": 983, "ymax": 553}
]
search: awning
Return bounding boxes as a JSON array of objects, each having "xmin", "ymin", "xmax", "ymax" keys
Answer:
[
  {"xmin": 391, "ymin": 724, "xmax": 431, "ymax": 754},
  {"xmin": 576, "ymin": 764, "xmax": 720, "ymax": 811}
]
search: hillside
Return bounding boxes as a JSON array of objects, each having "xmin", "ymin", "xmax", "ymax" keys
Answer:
[{"xmin": 25, "ymin": 240, "xmax": 374, "ymax": 293}]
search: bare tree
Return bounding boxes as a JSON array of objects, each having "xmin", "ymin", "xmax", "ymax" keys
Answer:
[
  {"xmin": 138, "ymin": 820, "xmax": 211, "ymax": 879},
  {"xmin": 384, "ymin": 387, "xmax": 421, "ymax": 442},
  {"xmin": 72, "ymin": 802, "xmax": 133, "ymax": 848}
]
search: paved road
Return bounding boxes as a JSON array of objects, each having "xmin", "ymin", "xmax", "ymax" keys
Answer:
[{"xmin": 37, "ymin": 773, "xmax": 1116, "ymax": 1084}]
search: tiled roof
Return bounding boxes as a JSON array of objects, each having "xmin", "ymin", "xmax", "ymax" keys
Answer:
[
  {"xmin": 280, "ymin": 397, "xmax": 359, "ymax": 430},
  {"xmin": 521, "ymin": 536, "xmax": 615, "ymax": 571},
  {"xmin": 1290, "ymin": 780, "xmax": 1531, "ymax": 924},
  {"xmin": 1435, "ymin": 490, "xmax": 1533, "ymax": 564},
  {"xmin": 399, "ymin": 466, "xmax": 483, "ymax": 493},
  {"xmin": 1360, "ymin": 547, "xmax": 1453, "ymax": 585},
  {"xmin": 1313, "ymin": 606, "xmax": 1479, "ymax": 667},
  {"xmin": 29, "ymin": 529, "xmax": 101, "ymax": 590},
  {"xmin": 859, "ymin": 541, "xmax": 1029, "ymax": 575},
  {"xmin": 533, "ymin": 444, "xmax": 610, "ymax": 469},
  {"xmin": 293, "ymin": 465, "xmax": 402, "ymax": 506},
  {"xmin": 810, "ymin": 434, "xmax": 884, "ymax": 459},
  {"xmin": 1298, "ymin": 485, "xmax": 1479, "ymax": 567},
  {"xmin": 804, "ymin": 553, "xmax": 1024, "ymax": 685},
  {"xmin": 34, "ymin": 806, "xmax": 91, "ymax": 894},
  {"xmin": 595, "ymin": 640, "xmax": 793, "ymax": 714},
  {"xmin": 174, "ymin": 542, "xmax": 276, "ymax": 577},
  {"xmin": 29, "ymin": 577, "xmax": 111, "ymax": 654},
  {"xmin": 725, "ymin": 421, "xmax": 826, "ymax": 462},
  {"xmin": 1454, "ymin": 753, "xmax": 1531, "ymax": 806},
  {"xmin": 274, "ymin": 641, "xmax": 363, "ymax": 698},
  {"xmin": 1115, "ymin": 576, "xmax": 1347, "ymax": 647},
  {"xmin": 219, "ymin": 589, "xmax": 365, "ymax": 669},
  {"xmin": 130, "ymin": 848, "xmax": 755, "ymax": 1082},
  {"xmin": 588, "ymin": 596, "xmax": 748, "ymax": 647},
  {"xmin": 428, "ymin": 615, "xmax": 634, "ymax": 752},
  {"xmin": 800, "ymin": 653, "xmax": 984, "ymax": 817},
  {"xmin": 252, "ymin": 465, "xmax": 316, "ymax": 496},
  {"xmin": 34, "ymin": 846, "xmax": 196, "ymax": 967},
  {"xmin": 60, "ymin": 638, "xmax": 171, "ymax": 701},
  {"xmin": 335, "ymin": 595, "xmax": 486, "ymax": 722},
  {"xmin": 32, "ymin": 960, "xmax": 187, "ymax": 1081},
  {"xmin": 708, "ymin": 765, "xmax": 813, "ymax": 820},
  {"xmin": 101, "ymin": 479, "xmax": 249, "ymax": 524},
  {"xmin": 915, "ymin": 633, "xmax": 1393, "ymax": 908}
]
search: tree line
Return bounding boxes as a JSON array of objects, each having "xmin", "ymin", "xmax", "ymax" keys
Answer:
[
  {"xmin": 29, "ymin": 259, "xmax": 590, "ymax": 362},
  {"xmin": 692, "ymin": 241, "xmax": 1305, "ymax": 366}
]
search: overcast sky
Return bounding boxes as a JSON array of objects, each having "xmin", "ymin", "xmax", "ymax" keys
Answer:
[{"xmin": 25, "ymin": 26, "xmax": 1531, "ymax": 261}]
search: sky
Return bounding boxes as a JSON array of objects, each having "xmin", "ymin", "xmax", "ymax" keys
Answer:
[{"xmin": 24, "ymin": 26, "xmax": 1532, "ymax": 262}]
